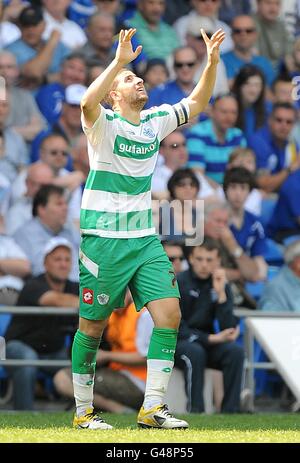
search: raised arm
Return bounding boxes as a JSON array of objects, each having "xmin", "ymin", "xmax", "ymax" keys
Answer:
[
  {"xmin": 80, "ymin": 28, "xmax": 142, "ymax": 128},
  {"xmin": 187, "ymin": 29, "xmax": 225, "ymax": 119}
]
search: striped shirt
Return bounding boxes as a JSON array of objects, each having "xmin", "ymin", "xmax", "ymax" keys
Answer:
[
  {"xmin": 81, "ymin": 100, "xmax": 189, "ymax": 238},
  {"xmin": 186, "ymin": 119, "xmax": 247, "ymax": 184}
]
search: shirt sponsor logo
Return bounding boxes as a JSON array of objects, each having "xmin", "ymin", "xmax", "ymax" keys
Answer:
[
  {"xmin": 83, "ymin": 288, "xmax": 94, "ymax": 304},
  {"xmin": 113, "ymin": 135, "xmax": 159, "ymax": 158},
  {"xmin": 143, "ymin": 127, "xmax": 155, "ymax": 138}
]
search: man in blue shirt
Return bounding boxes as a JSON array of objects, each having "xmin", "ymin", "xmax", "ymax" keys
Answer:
[
  {"xmin": 248, "ymin": 102, "xmax": 300, "ymax": 193},
  {"xmin": 5, "ymin": 5, "xmax": 70, "ymax": 92},
  {"xmin": 267, "ymin": 169, "xmax": 300, "ymax": 242},
  {"xmin": 222, "ymin": 15, "xmax": 276, "ymax": 87},
  {"xmin": 186, "ymin": 94, "xmax": 247, "ymax": 184},
  {"xmin": 146, "ymin": 46, "xmax": 198, "ymax": 109},
  {"xmin": 223, "ymin": 167, "xmax": 268, "ymax": 273}
]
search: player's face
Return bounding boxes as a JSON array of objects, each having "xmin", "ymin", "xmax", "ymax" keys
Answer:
[
  {"xmin": 189, "ymin": 246, "xmax": 220, "ymax": 280},
  {"xmin": 114, "ymin": 71, "xmax": 148, "ymax": 108},
  {"xmin": 226, "ymin": 183, "xmax": 250, "ymax": 210},
  {"xmin": 44, "ymin": 246, "xmax": 72, "ymax": 283}
]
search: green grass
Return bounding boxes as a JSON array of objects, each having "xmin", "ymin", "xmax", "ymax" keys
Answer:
[{"xmin": 0, "ymin": 413, "xmax": 300, "ymax": 443}]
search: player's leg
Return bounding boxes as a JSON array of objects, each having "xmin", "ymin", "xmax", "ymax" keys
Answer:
[
  {"xmin": 73, "ymin": 235, "xmax": 137, "ymax": 429},
  {"xmin": 129, "ymin": 236, "xmax": 188, "ymax": 428}
]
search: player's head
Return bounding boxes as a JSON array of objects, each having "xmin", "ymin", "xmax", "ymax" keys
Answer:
[{"xmin": 105, "ymin": 68, "xmax": 148, "ymax": 111}]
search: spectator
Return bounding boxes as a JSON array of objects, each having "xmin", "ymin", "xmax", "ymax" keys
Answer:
[
  {"xmin": 67, "ymin": 0, "xmax": 97, "ymax": 30},
  {"xmin": 259, "ymin": 239, "xmax": 300, "ymax": 311},
  {"xmin": 175, "ymin": 237, "xmax": 244, "ymax": 413},
  {"xmin": 222, "ymin": 15, "xmax": 276, "ymax": 88},
  {"xmin": 185, "ymin": 16, "xmax": 229, "ymax": 96},
  {"xmin": 267, "ymin": 168, "xmax": 300, "ymax": 242},
  {"xmin": 232, "ymin": 64, "xmax": 271, "ymax": 141},
  {"xmin": 0, "ymin": 97, "xmax": 28, "ymax": 184},
  {"xmin": 159, "ymin": 168, "xmax": 200, "ymax": 242},
  {"xmin": 126, "ymin": 0, "xmax": 180, "ymax": 61},
  {"xmin": 271, "ymin": 75, "xmax": 295, "ymax": 105},
  {"xmin": 0, "ymin": 222, "xmax": 31, "ymax": 306},
  {"xmin": 152, "ymin": 130, "xmax": 188, "ymax": 198},
  {"xmin": 0, "ymin": 173, "xmax": 10, "ymax": 227},
  {"xmin": 227, "ymin": 147, "xmax": 264, "ymax": 217},
  {"xmin": 54, "ymin": 293, "xmax": 154, "ymax": 413},
  {"xmin": 219, "ymin": 0, "xmax": 252, "ymax": 25},
  {"xmin": 35, "ymin": 53, "xmax": 87, "ymax": 125},
  {"xmin": 152, "ymin": 129, "xmax": 222, "ymax": 202},
  {"xmin": 162, "ymin": 240, "xmax": 186, "ymax": 274},
  {"xmin": 223, "ymin": 167, "xmax": 268, "ymax": 280},
  {"xmin": 248, "ymin": 102, "xmax": 300, "ymax": 193},
  {"xmin": 31, "ymin": 83, "xmax": 86, "ymax": 162},
  {"xmin": 77, "ymin": 12, "xmax": 116, "ymax": 68},
  {"xmin": 0, "ymin": 50, "xmax": 45, "ymax": 143},
  {"xmin": 5, "ymin": 237, "xmax": 79, "ymax": 410},
  {"xmin": 6, "ymin": 162, "xmax": 54, "ymax": 236},
  {"xmin": 13, "ymin": 185, "xmax": 80, "ymax": 282},
  {"xmin": 186, "ymin": 94, "xmax": 247, "ymax": 184},
  {"xmin": 174, "ymin": 0, "xmax": 233, "ymax": 53},
  {"xmin": 146, "ymin": 46, "xmax": 198, "ymax": 109},
  {"xmin": 41, "ymin": 0, "xmax": 87, "ymax": 50},
  {"xmin": 204, "ymin": 200, "xmax": 258, "ymax": 308},
  {"xmin": 0, "ymin": 0, "xmax": 21, "ymax": 47},
  {"xmin": 282, "ymin": 37, "xmax": 300, "ymax": 79},
  {"xmin": 5, "ymin": 5, "xmax": 70, "ymax": 91},
  {"xmin": 164, "ymin": 0, "xmax": 191, "ymax": 25},
  {"xmin": 143, "ymin": 58, "xmax": 169, "ymax": 91},
  {"xmin": 253, "ymin": 0, "xmax": 294, "ymax": 73}
]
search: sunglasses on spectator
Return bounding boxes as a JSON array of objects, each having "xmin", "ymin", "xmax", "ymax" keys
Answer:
[
  {"xmin": 169, "ymin": 256, "xmax": 185, "ymax": 262},
  {"xmin": 273, "ymin": 117, "xmax": 295, "ymax": 125},
  {"xmin": 233, "ymin": 28, "xmax": 256, "ymax": 34},
  {"xmin": 165, "ymin": 142, "xmax": 186, "ymax": 149},
  {"xmin": 174, "ymin": 62, "xmax": 196, "ymax": 69},
  {"xmin": 45, "ymin": 149, "xmax": 69, "ymax": 157}
]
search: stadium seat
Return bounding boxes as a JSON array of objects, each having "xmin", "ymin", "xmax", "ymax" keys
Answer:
[
  {"xmin": 259, "ymin": 196, "xmax": 278, "ymax": 229},
  {"xmin": 262, "ymin": 238, "xmax": 284, "ymax": 266}
]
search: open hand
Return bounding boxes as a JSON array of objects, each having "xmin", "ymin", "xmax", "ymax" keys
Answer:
[
  {"xmin": 201, "ymin": 28, "xmax": 226, "ymax": 65},
  {"xmin": 115, "ymin": 28, "xmax": 143, "ymax": 66}
]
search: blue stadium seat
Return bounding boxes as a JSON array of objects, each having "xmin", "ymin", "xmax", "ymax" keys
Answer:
[
  {"xmin": 262, "ymin": 238, "xmax": 284, "ymax": 266},
  {"xmin": 259, "ymin": 197, "xmax": 278, "ymax": 229}
]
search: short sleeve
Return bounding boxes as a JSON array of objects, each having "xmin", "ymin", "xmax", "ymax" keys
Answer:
[
  {"xmin": 156, "ymin": 98, "xmax": 190, "ymax": 142},
  {"xmin": 81, "ymin": 105, "xmax": 108, "ymax": 147}
]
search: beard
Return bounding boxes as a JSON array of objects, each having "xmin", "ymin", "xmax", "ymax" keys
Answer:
[{"xmin": 128, "ymin": 91, "xmax": 149, "ymax": 111}]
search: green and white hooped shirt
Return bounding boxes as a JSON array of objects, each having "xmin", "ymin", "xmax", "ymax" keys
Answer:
[{"xmin": 80, "ymin": 99, "xmax": 190, "ymax": 238}]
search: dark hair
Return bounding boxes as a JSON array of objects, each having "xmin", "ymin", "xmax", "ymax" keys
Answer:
[
  {"xmin": 232, "ymin": 64, "xmax": 266, "ymax": 131},
  {"xmin": 18, "ymin": 6, "xmax": 43, "ymax": 27},
  {"xmin": 212, "ymin": 92, "xmax": 237, "ymax": 106},
  {"xmin": 32, "ymin": 185, "xmax": 65, "ymax": 217},
  {"xmin": 40, "ymin": 132, "xmax": 69, "ymax": 149},
  {"xmin": 188, "ymin": 236, "xmax": 221, "ymax": 257},
  {"xmin": 167, "ymin": 168, "xmax": 200, "ymax": 199},
  {"xmin": 223, "ymin": 167, "xmax": 256, "ymax": 194},
  {"xmin": 271, "ymin": 102, "xmax": 297, "ymax": 117}
]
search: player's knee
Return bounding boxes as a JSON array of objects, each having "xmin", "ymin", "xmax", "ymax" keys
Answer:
[{"xmin": 79, "ymin": 317, "xmax": 108, "ymax": 338}]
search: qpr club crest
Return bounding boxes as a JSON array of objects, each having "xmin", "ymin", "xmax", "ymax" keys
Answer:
[
  {"xmin": 143, "ymin": 127, "xmax": 155, "ymax": 138},
  {"xmin": 97, "ymin": 293, "xmax": 110, "ymax": 305}
]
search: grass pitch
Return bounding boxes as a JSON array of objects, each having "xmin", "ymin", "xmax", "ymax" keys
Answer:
[{"xmin": 0, "ymin": 412, "xmax": 300, "ymax": 443}]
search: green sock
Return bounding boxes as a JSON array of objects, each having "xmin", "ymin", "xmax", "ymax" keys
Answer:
[
  {"xmin": 144, "ymin": 328, "xmax": 178, "ymax": 409},
  {"xmin": 72, "ymin": 330, "xmax": 100, "ymax": 415}
]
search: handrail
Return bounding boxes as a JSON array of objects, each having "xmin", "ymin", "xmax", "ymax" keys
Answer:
[{"xmin": 0, "ymin": 306, "xmax": 78, "ymax": 315}]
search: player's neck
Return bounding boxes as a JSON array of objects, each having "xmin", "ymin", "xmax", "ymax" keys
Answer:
[{"xmin": 116, "ymin": 106, "xmax": 141, "ymax": 125}]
